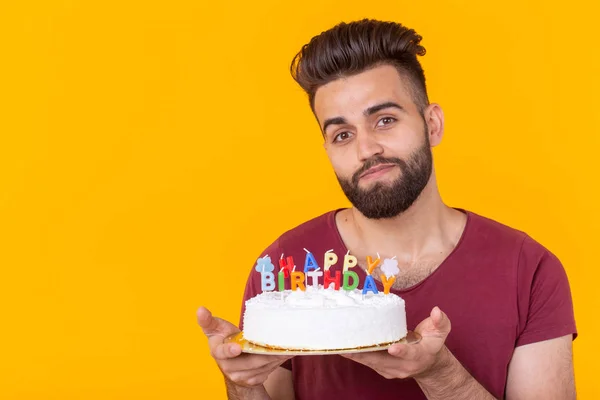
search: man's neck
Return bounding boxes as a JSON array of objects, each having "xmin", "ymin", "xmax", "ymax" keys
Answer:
[{"xmin": 336, "ymin": 179, "xmax": 466, "ymax": 263}]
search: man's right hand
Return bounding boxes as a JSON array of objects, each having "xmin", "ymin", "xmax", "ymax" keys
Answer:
[{"xmin": 197, "ymin": 306, "xmax": 293, "ymax": 389}]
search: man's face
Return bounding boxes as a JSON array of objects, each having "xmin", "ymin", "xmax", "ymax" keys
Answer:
[{"xmin": 313, "ymin": 64, "xmax": 434, "ymax": 219}]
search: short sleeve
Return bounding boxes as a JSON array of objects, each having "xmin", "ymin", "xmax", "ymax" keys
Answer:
[
  {"xmin": 237, "ymin": 238, "xmax": 293, "ymax": 371},
  {"xmin": 516, "ymin": 236, "xmax": 577, "ymax": 347}
]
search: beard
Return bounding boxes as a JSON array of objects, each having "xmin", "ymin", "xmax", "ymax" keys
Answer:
[{"xmin": 336, "ymin": 134, "xmax": 433, "ymax": 219}]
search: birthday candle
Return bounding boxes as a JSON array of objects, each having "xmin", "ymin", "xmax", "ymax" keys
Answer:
[
  {"xmin": 362, "ymin": 275, "xmax": 379, "ymax": 295},
  {"xmin": 260, "ymin": 272, "xmax": 275, "ymax": 291},
  {"xmin": 343, "ymin": 252, "xmax": 358, "ymax": 272},
  {"xmin": 323, "ymin": 250, "xmax": 338, "ymax": 271},
  {"xmin": 381, "ymin": 274, "xmax": 396, "ymax": 294},
  {"xmin": 279, "ymin": 255, "xmax": 295, "ymax": 278},
  {"xmin": 366, "ymin": 255, "xmax": 380, "ymax": 275},
  {"xmin": 323, "ymin": 270, "xmax": 341, "ymax": 290},
  {"xmin": 278, "ymin": 270, "xmax": 285, "ymax": 291},
  {"xmin": 342, "ymin": 271, "xmax": 359, "ymax": 290},
  {"xmin": 306, "ymin": 269, "xmax": 323, "ymax": 288},
  {"xmin": 255, "ymin": 256, "xmax": 276, "ymax": 292},
  {"xmin": 303, "ymin": 248, "xmax": 320, "ymax": 272},
  {"xmin": 380, "ymin": 257, "xmax": 400, "ymax": 292},
  {"xmin": 290, "ymin": 271, "xmax": 306, "ymax": 291}
]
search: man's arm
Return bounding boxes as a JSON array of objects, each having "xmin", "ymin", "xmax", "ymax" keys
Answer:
[
  {"xmin": 197, "ymin": 307, "xmax": 293, "ymax": 400},
  {"xmin": 343, "ymin": 307, "xmax": 497, "ymax": 399},
  {"xmin": 409, "ymin": 335, "xmax": 576, "ymax": 400},
  {"xmin": 505, "ymin": 335, "xmax": 576, "ymax": 400},
  {"xmin": 414, "ymin": 346, "xmax": 496, "ymax": 399},
  {"xmin": 264, "ymin": 367, "xmax": 295, "ymax": 400},
  {"xmin": 225, "ymin": 380, "xmax": 270, "ymax": 400}
]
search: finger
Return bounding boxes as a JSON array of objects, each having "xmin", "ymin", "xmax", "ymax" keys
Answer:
[
  {"xmin": 210, "ymin": 339, "xmax": 293, "ymax": 365},
  {"xmin": 414, "ymin": 307, "xmax": 451, "ymax": 338},
  {"xmin": 209, "ymin": 337, "xmax": 243, "ymax": 360},
  {"xmin": 227, "ymin": 356, "xmax": 292, "ymax": 376},
  {"xmin": 388, "ymin": 343, "xmax": 418, "ymax": 359},
  {"xmin": 197, "ymin": 307, "xmax": 220, "ymax": 335},
  {"xmin": 227, "ymin": 353, "xmax": 293, "ymax": 370},
  {"xmin": 227, "ymin": 361, "xmax": 286, "ymax": 388},
  {"xmin": 430, "ymin": 306, "xmax": 451, "ymax": 334},
  {"xmin": 340, "ymin": 351, "xmax": 386, "ymax": 367},
  {"xmin": 197, "ymin": 307, "xmax": 240, "ymax": 338}
]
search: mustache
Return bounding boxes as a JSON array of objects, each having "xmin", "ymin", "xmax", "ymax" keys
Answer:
[{"xmin": 352, "ymin": 156, "xmax": 405, "ymax": 185}]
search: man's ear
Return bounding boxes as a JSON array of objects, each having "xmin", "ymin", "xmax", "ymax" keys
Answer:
[{"xmin": 424, "ymin": 103, "xmax": 444, "ymax": 147}]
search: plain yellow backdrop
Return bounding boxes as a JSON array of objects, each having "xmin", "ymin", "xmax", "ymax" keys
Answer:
[{"xmin": 0, "ymin": 0, "xmax": 598, "ymax": 398}]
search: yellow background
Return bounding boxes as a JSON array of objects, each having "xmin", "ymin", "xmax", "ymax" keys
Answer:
[{"xmin": 0, "ymin": 0, "xmax": 598, "ymax": 398}]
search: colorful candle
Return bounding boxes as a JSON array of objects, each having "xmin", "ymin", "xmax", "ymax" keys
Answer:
[
  {"xmin": 366, "ymin": 255, "xmax": 380, "ymax": 275},
  {"xmin": 279, "ymin": 255, "xmax": 295, "ymax": 278},
  {"xmin": 306, "ymin": 269, "xmax": 323, "ymax": 288},
  {"xmin": 343, "ymin": 253, "xmax": 358, "ymax": 272},
  {"xmin": 324, "ymin": 270, "xmax": 341, "ymax": 290},
  {"xmin": 323, "ymin": 250, "xmax": 338, "ymax": 271},
  {"xmin": 255, "ymin": 256, "xmax": 276, "ymax": 292},
  {"xmin": 278, "ymin": 270, "xmax": 285, "ymax": 291},
  {"xmin": 381, "ymin": 274, "xmax": 396, "ymax": 294},
  {"xmin": 303, "ymin": 248, "xmax": 320, "ymax": 272},
  {"xmin": 380, "ymin": 258, "xmax": 400, "ymax": 280},
  {"xmin": 362, "ymin": 275, "xmax": 379, "ymax": 295},
  {"xmin": 342, "ymin": 271, "xmax": 359, "ymax": 290},
  {"xmin": 290, "ymin": 271, "xmax": 306, "ymax": 291}
]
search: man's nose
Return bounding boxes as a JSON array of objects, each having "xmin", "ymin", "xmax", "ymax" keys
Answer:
[{"xmin": 356, "ymin": 130, "xmax": 384, "ymax": 161}]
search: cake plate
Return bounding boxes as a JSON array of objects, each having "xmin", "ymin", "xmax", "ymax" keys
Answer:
[{"xmin": 223, "ymin": 331, "xmax": 422, "ymax": 356}]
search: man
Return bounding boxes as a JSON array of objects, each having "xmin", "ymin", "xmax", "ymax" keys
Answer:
[{"xmin": 197, "ymin": 19, "xmax": 577, "ymax": 399}]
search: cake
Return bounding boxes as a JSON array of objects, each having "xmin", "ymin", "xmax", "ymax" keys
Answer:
[{"xmin": 242, "ymin": 285, "xmax": 407, "ymax": 350}]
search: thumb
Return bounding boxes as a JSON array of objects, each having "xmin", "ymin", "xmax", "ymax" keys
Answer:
[
  {"xmin": 430, "ymin": 306, "xmax": 451, "ymax": 335},
  {"xmin": 415, "ymin": 306, "xmax": 451, "ymax": 338},
  {"xmin": 197, "ymin": 306, "xmax": 218, "ymax": 334},
  {"xmin": 197, "ymin": 306, "xmax": 241, "ymax": 338}
]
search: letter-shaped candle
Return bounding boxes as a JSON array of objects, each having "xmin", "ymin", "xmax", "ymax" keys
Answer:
[
  {"xmin": 277, "ymin": 270, "xmax": 285, "ymax": 291},
  {"xmin": 255, "ymin": 256, "xmax": 276, "ymax": 292},
  {"xmin": 304, "ymin": 251, "xmax": 320, "ymax": 272},
  {"xmin": 279, "ymin": 256, "xmax": 295, "ymax": 278},
  {"xmin": 306, "ymin": 269, "xmax": 323, "ymax": 288},
  {"xmin": 381, "ymin": 274, "xmax": 396, "ymax": 294},
  {"xmin": 323, "ymin": 270, "xmax": 341, "ymax": 290},
  {"xmin": 343, "ymin": 254, "xmax": 358, "ymax": 272},
  {"xmin": 260, "ymin": 272, "xmax": 275, "ymax": 291},
  {"xmin": 323, "ymin": 251, "xmax": 338, "ymax": 271},
  {"xmin": 342, "ymin": 271, "xmax": 359, "ymax": 290},
  {"xmin": 362, "ymin": 275, "xmax": 379, "ymax": 295},
  {"xmin": 290, "ymin": 271, "xmax": 306, "ymax": 291},
  {"xmin": 366, "ymin": 255, "xmax": 380, "ymax": 275}
]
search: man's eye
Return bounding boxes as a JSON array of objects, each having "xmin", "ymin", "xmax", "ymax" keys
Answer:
[
  {"xmin": 377, "ymin": 117, "xmax": 397, "ymax": 126},
  {"xmin": 333, "ymin": 132, "xmax": 352, "ymax": 142}
]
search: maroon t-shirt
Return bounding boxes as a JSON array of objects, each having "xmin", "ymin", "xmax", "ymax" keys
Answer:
[{"xmin": 239, "ymin": 209, "xmax": 577, "ymax": 399}]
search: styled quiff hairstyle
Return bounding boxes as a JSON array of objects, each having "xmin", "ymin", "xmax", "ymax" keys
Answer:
[{"xmin": 290, "ymin": 19, "xmax": 429, "ymax": 115}]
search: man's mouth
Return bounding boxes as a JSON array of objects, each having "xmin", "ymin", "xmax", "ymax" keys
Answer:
[{"xmin": 359, "ymin": 163, "xmax": 397, "ymax": 180}]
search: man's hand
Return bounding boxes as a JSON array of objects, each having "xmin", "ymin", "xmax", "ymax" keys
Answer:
[
  {"xmin": 341, "ymin": 306, "xmax": 452, "ymax": 379},
  {"xmin": 197, "ymin": 306, "xmax": 293, "ymax": 388}
]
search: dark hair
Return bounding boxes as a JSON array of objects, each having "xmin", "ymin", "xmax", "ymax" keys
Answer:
[{"xmin": 290, "ymin": 19, "xmax": 429, "ymax": 115}]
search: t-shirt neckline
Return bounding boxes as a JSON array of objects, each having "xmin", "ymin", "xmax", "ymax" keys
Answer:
[{"xmin": 327, "ymin": 207, "xmax": 472, "ymax": 294}]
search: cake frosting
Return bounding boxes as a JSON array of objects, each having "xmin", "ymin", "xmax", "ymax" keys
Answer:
[{"xmin": 243, "ymin": 285, "xmax": 407, "ymax": 350}]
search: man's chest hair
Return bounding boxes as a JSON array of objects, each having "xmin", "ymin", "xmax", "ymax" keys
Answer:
[{"xmin": 359, "ymin": 260, "xmax": 443, "ymax": 290}]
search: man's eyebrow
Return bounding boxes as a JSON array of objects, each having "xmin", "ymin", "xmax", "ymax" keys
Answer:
[
  {"xmin": 364, "ymin": 101, "xmax": 405, "ymax": 116},
  {"xmin": 322, "ymin": 117, "xmax": 347, "ymax": 134},
  {"xmin": 321, "ymin": 102, "xmax": 405, "ymax": 133}
]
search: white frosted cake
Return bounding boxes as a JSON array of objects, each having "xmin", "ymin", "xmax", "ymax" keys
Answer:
[{"xmin": 242, "ymin": 286, "xmax": 407, "ymax": 350}]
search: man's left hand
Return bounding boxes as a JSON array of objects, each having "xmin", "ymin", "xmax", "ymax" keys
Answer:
[{"xmin": 341, "ymin": 306, "xmax": 452, "ymax": 380}]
